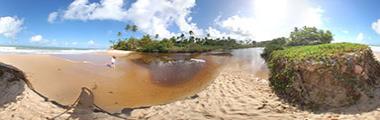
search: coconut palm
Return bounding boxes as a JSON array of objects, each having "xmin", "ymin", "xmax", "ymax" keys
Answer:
[{"xmin": 124, "ymin": 24, "xmax": 138, "ymax": 38}]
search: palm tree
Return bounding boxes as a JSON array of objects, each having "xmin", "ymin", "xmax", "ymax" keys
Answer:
[
  {"xmin": 180, "ymin": 33, "xmax": 185, "ymax": 40},
  {"xmin": 188, "ymin": 30, "xmax": 195, "ymax": 43},
  {"xmin": 131, "ymin": 25, "xmax": 138, "ymax": 38},
  {"xmin": 155, "ymin": 34, "xmax": 159, "ymax": 39},
  {"xmin": 125, "ymin": 24, "xmax": 131, "ymax": 33},
  {"xmin": 125, "ymin": 24, "xmax": 138, "ymax": 38},
  {"xmin": 131, "ymin": 25, "xmax": 138, "ymax": 33},
  {"xmin": 189, "ymin": 30, "xmax": 194, "ymax": 36}
]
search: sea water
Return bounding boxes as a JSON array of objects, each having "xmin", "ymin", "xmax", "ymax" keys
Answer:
[{"xmin": 0, "ymin": 45, "xmax": 105, "ymax": 54}]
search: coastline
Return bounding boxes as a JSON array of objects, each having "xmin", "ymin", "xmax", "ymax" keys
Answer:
[{"xmin": 0, "ymin": 51, "xmax": 380, "ymax": 119}]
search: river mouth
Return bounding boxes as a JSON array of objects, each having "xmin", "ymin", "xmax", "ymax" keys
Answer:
[
  {"xmin": 90, "ymin": 53, "xmax": 228, "ymax": 112},
  {"xmin": 0, "ymin": 52, "xmax": 229, "ymax": 113},
  {"xmin": 0, "ymin": 48, "xmax": 270, "ymax": 113}
]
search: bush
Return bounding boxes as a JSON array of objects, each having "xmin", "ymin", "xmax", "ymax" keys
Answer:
[
  {"xmin": 261, "ymin": 27, "xmax": 334, "ymax": 61},
  {"xmin": 261, "ymin": 37, "xmax": 287, "ymax": 60},
  {"xmin": 261, "ymin": 44, "xmax": 285, "ymax": 60},
  {"xmin": 288, "ymin": 26, "xmax": 333, "ymax": 46}
]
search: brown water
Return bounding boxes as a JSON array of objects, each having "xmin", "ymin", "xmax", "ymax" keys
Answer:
[
  {"xmin": 0, "ymin": 52, "xmax": 227, "ymax": 113},
  {"xmin": 0, "ymin": 48, "xmax": 269, "ymax": 113},
  {"xmin": 88, "ymin": 53, "xmax": 228, "ymax": 112}
]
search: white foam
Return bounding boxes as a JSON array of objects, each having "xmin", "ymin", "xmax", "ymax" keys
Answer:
[
  {"xmin": 370, "ymin": 46, "xmax": 380, "ymax": 53},
  {"xmin": 190, "ymin": 58, "xmax": 206, "ymax": 63}
]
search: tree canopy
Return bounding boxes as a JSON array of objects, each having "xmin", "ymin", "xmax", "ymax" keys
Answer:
[
  {"xmin": 261, "ymin": 26, "xmax": 334, "ymax": 60},
  {"xmin": 288, "ymin": 26, "xmax": 333, "ymax": 46},
  {"xmin": 111, "ymin": 24, "xmax": 255, "ymax": 53}
]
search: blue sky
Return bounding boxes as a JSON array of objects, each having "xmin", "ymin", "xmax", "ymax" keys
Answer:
[{"xmin": 0, "ymin": 0, "xmax": 380, "ymax": 48}]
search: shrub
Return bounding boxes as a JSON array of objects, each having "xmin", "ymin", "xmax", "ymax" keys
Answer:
[{"xmin": 288, "ymin": 26, "xmax": 333, "ymax": 46}]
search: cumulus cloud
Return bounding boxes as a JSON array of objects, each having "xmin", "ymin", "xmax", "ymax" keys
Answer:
[
  {"xmin": 62, "ymin": 0, "xmax": 127, "ymax": 21},
  {"xmin": 49, "ymin": 0, "xmax": 325, "ymax": 41},
  {"xmin": 206, "ymin": 27, "xmax": 248, "ymax": 40},
  {"xmin": 87, "ymin": 40, "xmax": 95, "ymax": 45},
  {"xmin": 48, "ymin": 12, "xmax": 59, "ymax": 23},
  {"xmin": 126, "ymin": 0, "xmax": 201, "ymax": 37},
  {"xmin": 372, "ymin": 19, "xmax": 380, "ymax": 35},
  {"xmin": 30, "ymin": 35, "xmax": 43, "ymax": 42},
  {"xmin": 0, "ymin": 16, "xmax": 23, "ymax": 38},
  {"xmin": 49, "ymin": 0, "xmax": 200, "ymax": 38},
  {"xmin": 356, "ymin": 33, "xmax": 364, "ymax": 42},
  {"xmin": 214, "ymin": 0, "xmax": 324, "ymax": 41}
]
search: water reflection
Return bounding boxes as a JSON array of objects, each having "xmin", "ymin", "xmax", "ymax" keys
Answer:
[
  {"xmin": 0, "ymin": 49, "xmax": 270, "ymax": 113},
  {"xmin": 128, "ymin": 53, "xmax": 208, "ymax": 85},
  {"xmin": 230, "ymin": 48, "xmax": 269, "ymax": 79}
]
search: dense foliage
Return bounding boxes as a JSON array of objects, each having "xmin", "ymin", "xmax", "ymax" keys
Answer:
[
  {"xmin": 266, "ymin": 43, "xmax": 369, "ymax": 90},
  {"xmin": 288, "ymin": 26, "xmax": 333, "ymax": 46},
  {"xmin": 270, "ymin": 43, "xmax": 368, "ymax": 62},
  {"xmin": 260, "ymin": 37, "xmax": 287, "ymax": 59},
  {"xmin": 111, "ymin": 24, "xmax": 254, "ymax": 53},
  {"xmin": 261, "ymin": 26, "xmax": 334, "ymax": 60}
]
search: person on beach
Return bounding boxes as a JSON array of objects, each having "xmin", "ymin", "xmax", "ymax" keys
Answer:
[{"xmin": 107, "ymin": 56, "xmax": 117, "ymax": 69}]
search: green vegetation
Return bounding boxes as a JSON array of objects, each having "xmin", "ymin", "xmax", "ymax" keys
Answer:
[
  {"xmin": 267, "ymin": 43, "xmax": 372, "ymax": 104},
  {"xmin": 270, "ymin": 43, "xmax": 368, "ymax": 62},
  {"xmin": 288, "ymin": 26, "xmax": 333, "ymax": 46},
  {"xmin": 111, "ymin": 24, "xmax": 254, "ymax": 53},
  {"xmin": 261, "ymin": 26, "xmax": 334, "ymax": 60},
  {"xmin": 260, "ymin": 37, "xmax": 287, "ymax": 59}
]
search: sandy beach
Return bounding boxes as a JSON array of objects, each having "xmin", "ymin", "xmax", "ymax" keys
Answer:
[{"xmin": 1, "ymin": 52, "xmax": 380, "ymax": 120}]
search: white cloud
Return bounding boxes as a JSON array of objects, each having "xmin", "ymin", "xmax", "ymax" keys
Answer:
[
  {"xmin": 62, "ymin": 0, "xmax": 127, "ymax": 21},
  {"xmin": 214, "ymin": 0, "xmax": 324, "ymax": 41},
  {"xmin": 356, "ymin": 33, "xmax": 364, "ymax": 42},
  {"xmin": 372, "ymin": 19, "xmax": 380, "ymax": 35},
  {"xmin": 49, "ymin": 0, "xmax": 200, "ymax": 38},
  {"xmin": 0, "ymin": 16, "xmax": 23, "ymax": 38},
  {"xmin": 334, "ymin": 32, "xmax": 367, "ymax": 44},
  {"xmin": 30, "ymin": 35, "xmax": 43, "ymax": 42},
  {"xmin": 87, "ymin": 40, "xmax": 95, "ymax": 45},
  {"xmin": 48, "ymin": 12, "xmax": 59, "ymax": 23},
  {"xmin": 125, "ymin": 0, "xmax": 201, "ymax": 37},
  {"xmin": 49, "ymin": 0, "xmax": 325, "ymax": 41},
  {"xmin": 206, "ymin": 27, "xmax": 247, "ymax": 40}
]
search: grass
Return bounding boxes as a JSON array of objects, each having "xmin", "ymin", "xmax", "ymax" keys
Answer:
[{"xmin": 270, "ymin": 43, "xmax": 369, "ymax": 61}]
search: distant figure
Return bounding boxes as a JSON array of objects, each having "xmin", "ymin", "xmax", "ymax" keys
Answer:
[{"xmin": 107, "ymin": 56, "xmax": 117, "ymax": 69}]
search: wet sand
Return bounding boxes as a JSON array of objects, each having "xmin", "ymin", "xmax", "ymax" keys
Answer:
[
  {"xmin": 1, "ymin": 51, "xmax": 380, "ymax": 119},
  {"xmin": 0, "ymin": 52, "xmax": 225, "ymax": 113}
]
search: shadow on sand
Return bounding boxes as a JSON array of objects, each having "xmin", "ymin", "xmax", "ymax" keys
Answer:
[{"xmin": 0, "ymin": 63, "xmax": 26, "ymax": 108}]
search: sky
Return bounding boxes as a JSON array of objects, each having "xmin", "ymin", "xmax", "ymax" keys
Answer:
[{"xmin": 0, "ymin": 0, "xmax": 380, "ymax": 48}]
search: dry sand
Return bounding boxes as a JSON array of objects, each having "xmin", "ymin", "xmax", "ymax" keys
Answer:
[{"xmin": 1, "ymin": 53, "xmax": 380, "ymax": 119}]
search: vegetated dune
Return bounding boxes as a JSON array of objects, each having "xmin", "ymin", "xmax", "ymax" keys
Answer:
[{"xmin": 267, "ymin": 43, "xmax": 380, "ymax": 109}]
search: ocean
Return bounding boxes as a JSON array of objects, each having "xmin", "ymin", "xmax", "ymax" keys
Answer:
[
  {"xmin": 0, "ymin": 45, "xmax": 106, "ymax": 54},
  {"xmin": 370, "ymin": 46, "xmax": 380, "ymax": 53}
]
